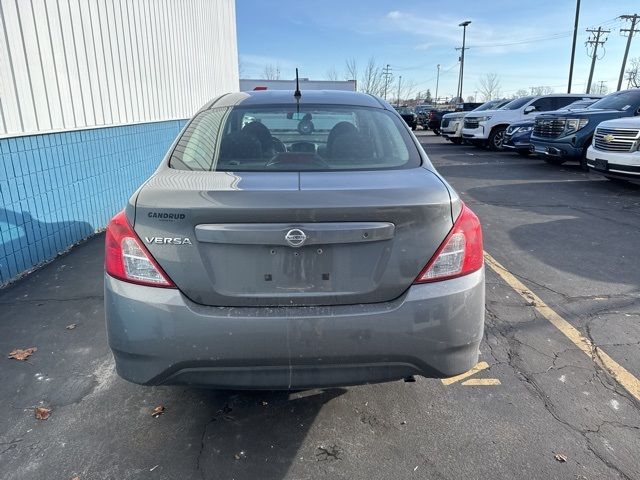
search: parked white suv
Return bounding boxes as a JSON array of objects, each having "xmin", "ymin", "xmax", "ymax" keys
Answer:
[
  {"xmin": 461, "ymin": 94, "xmax": 602, "ymax": 150},
  {"xmin": 586, "ymin": 117, "xmax": 640, "ymax": 184},
  {"xmin": 441, "ymin": 99, "xmax": 510, "ymax": 144}
]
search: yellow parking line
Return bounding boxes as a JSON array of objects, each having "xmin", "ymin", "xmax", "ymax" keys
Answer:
[
  {"xmin": 462, "ymin": 378, "xmax": 501, "ymax": 386},
  {"xmin": 484, "ymin": 252, "xmax": 640, "ymax": 402},
  {"xmin": 441, "ymin": 361, "xmax": 489, "ymax": 385}
]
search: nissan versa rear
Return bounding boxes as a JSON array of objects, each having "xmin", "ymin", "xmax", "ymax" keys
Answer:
[{"xmin": 104, "ymin": 90, "xmax": 485, "ymax": 389}]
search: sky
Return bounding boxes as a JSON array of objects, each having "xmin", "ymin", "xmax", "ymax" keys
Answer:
[{"xmin": 236, "ymin": 0, "xmax": 640, "ymax": 100}]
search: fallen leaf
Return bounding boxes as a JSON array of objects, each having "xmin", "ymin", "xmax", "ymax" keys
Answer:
[
  {"xmin": 35, "ymin": 406, "xmax": 51, "ymax": 420},
  {"xmin": 151, "ymin": 406, "xmax": 165, "ymax": 418},
  {"xmin": 66, "ymin": 324, "xmax": 77, "ymax": 330},
  {"xmin": 9, "ymin": 347, "xmax": 37, "ymax": 361},
  {"xmin": 554, "ymin": 453, "xmax": 567, "ymax": 463}
]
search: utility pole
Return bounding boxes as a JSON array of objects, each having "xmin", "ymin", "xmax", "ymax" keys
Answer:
[
  {"xmin": 568, "ymin": 0, "xmax": 581, "ymax": 93},
  {"xmin": 396, "ymin": 75, "xmax": 402, "ymax": 107},
  {"xmin": 435, "ymin": 64, "xmax": 441, "ymax": 104},
  {"xmin": 382, "ymin": 64, "xmax": 392, "ymax": 100},
  {"xmin": 597, "ymin": 80, "xmax": 606, "ymax": 94},
  {"xmin": 456, "ymin": 21, "xmax": 471, "ymax": 101},
  {"xmin": 585, "ymin": 27, "xmax": 610, "ymax": 94},
  {"xmin": 618, "ymin": 14, "xmax": 640, "ymax": 91}
]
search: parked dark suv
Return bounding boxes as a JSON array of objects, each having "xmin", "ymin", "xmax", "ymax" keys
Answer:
[{"xmin": 530, "ymin": 89, "xmax": 640, "ymax": 168}]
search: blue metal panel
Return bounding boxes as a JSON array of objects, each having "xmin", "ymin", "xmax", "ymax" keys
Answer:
[{"xmin": 0, "ymin": 119, "xmax": 186, "ymax": 285}]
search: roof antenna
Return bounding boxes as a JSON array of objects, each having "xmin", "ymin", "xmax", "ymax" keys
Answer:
[{"xmin": 294, "ymin": 68, "xmax": 301, "ymax": 98}]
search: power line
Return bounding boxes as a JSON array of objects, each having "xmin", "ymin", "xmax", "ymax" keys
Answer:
[
  {"xmin": 618, "ymin": 14, "xmax": 640, "ymax": 91},
  {"xmin": 585, "ymin": 27, "xmax": 610, "ymax": 94},
  {"xmin": 382, "ymin": 64, "xmax": 393, "ymax": 100}
]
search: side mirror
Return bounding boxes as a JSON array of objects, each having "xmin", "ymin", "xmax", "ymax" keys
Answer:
[{"xmin": 524, "ymin": 105, "xmax": 537, "ymax": 114}]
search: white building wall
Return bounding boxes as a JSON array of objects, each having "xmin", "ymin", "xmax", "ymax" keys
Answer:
[{"xmin": 0, "ymin": 0, "xmax": 239, "ymax": 137}]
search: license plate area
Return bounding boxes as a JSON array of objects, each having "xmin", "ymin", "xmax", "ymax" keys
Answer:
[{"xmin": 594, "ymin": 159, "xmax": 608, "ymax": 171}]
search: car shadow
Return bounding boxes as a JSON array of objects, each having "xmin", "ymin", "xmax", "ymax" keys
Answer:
[
  {"xmin": 465, "ymin": 181, "xmax": 640, "ymax": 286},
  {"xmin": 0, "ymin": 208, "xmax": 94, "ymax": 284},
  {"xmin": 190, "ymin": 388, "xmax": 347, "ymax": 479}
]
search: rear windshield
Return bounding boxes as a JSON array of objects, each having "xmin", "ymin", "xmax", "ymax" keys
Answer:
[
  {"xmin": 500, "ymin": 96, "xmax": 535, "ymax": 110},
  {"xmin": 588, "ymin": 91, "xmax": 640, "ymax": 111},
  {"xmin": 170, "ymin": 105, "xmax": 421, "ymax": 171}
]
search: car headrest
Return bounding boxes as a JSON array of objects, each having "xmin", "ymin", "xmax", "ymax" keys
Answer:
[
  {"xmin": 219, "ymin": 131, "xmax": 262, "ymax": 162},
  {"xmin": 241, "ymin": 121, "xmax": 273, "ymax": 153},
  {"xmin": 330, "ymin": 132, "xmax": 373, "ymax": 162},
  {"xmin": 327, "ymin": 121, "xmax": 357, "ymax": 157}
]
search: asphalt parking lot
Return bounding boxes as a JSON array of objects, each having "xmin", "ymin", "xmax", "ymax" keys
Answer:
[{"xmin": 1, "ymin": 132, "xmax": 639, "ymax": 480}]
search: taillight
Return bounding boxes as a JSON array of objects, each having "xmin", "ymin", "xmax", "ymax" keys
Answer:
[
  {"xmin": 414, "ymin": 203, "xmax": 483, "ymax": 283},
  {"xmin": 105, "ymin": 211, "xmax": 175, "ymax": 288}
]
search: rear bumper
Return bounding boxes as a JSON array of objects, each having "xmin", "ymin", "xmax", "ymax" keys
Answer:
[{"xmin": 105, "ymin": 269, "xmax": 485, "ymax": 389}]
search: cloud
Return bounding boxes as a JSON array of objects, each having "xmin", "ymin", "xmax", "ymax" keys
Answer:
[{"xmin": 383, "ymin": 10, "xmax": 572, "ymax": 55}]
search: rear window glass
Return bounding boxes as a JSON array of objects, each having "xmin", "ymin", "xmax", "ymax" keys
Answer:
[{"xmin": 169, "ymin": 105, "xmax": 421, "ymax": 171}]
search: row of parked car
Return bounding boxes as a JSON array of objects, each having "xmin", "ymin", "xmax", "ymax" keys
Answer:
[{"xmin": 432, "ymin": 89, "xmax": 640, "ymax": 184}]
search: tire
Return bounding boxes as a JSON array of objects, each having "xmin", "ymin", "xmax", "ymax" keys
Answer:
[
  {"xmin": 488, "ymin": 127, "xmax": 506, "ymax": 151},
  {"xmin": 543, "ymin": 157, "xmax": 566, "ymax": 165},
  {"xmin": 411, "ymin": 124, "xmax": 416, "ymax": 131},
  {"xmin": 450, "ymin": 138, "xmax": 463, "ymax": 145},
  {"xmin": 432, "ymin": 129, "xmax": 441, "ymax": 136},
  {"xmin": 579, "ymin": 144, "xmax": 590, "ymax": 171},
  {"xmin": 517, "ymin": 150, "xmax": 531, "ymax": 156}
]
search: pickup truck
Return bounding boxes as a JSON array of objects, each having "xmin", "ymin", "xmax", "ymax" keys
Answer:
[
  {"xmin": 442, "ymin": 99, "xmax": 509, "ymax": 144},
  {"xmin": 586, "ymin": 116, "xmax": 640, "ymax": 183},
  {"xmin": 530, "ymin": 89, "xmax": 640, "ymax": 168},
  {"xmin": 462, "ymin": 94, "xmax": 602, "ymax": 151}
]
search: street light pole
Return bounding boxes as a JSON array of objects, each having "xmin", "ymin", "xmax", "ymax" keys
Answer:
[
  {"xmin": 457, "ymin": 21, "xmax": 471, "ymax": 101},
  {"xmin": 397, "ymin": 75, "xmax": 402, "ymax": 107},
  {"xmin": 435, "ymin": 64, "xmax": 441, "ymax": 105}
]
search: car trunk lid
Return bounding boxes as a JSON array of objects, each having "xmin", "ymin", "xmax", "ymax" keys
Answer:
[{"xmin": 133, "ymin": 168, "xmax": 454, "ymax": 307}]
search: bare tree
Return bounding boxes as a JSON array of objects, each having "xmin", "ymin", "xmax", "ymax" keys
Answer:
[
  {"xmin": 594, "ymin": 80, "xmax": 609, "ymax": 95},
  {"xmin": 398, "ymin": 78, "xmax": 416, "ymax": 103},
  {"xmin": 514, "ymin": 88, "xmax": 529, "ymax": 98},
  {"xmin": 262, "ymin": 63, "xmax": 281, "ymax": 80},
  {"xmin": 325, "ymin": 66, "xmax": 339, "ymax": 81},
  {"xmin": 344, "ymin": 58, "xmax": 358, "ymax": 82},
  {"xmin": 477, "ymin": 73, "xmax": 502, "ymax": 101},
  {"xmin": 625, "ymin": 57, "xmax": 640, "ymax": 88},
  {"xmin": 360, "ymin": 57, "xmax": 386, "ymax": 96},
  {"xmin": 529, "ymin": 86, "xmax": 554, "ymax": 95}
]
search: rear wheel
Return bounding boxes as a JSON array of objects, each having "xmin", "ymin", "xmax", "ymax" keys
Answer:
[
  {"xmin": 432, "ymin": 128, "xmax": 441, "ymax": 136},
  {"xmin": 488, "ymin": 127, "xmax": 506, "ymax": 151}
]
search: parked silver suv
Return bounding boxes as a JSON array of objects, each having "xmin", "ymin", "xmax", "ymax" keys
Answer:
[{"xmin": 104, "ymin": 90, "xmax": 485, "ymax": 389}]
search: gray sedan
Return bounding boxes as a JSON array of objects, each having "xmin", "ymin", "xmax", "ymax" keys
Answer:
[{"xmin": 104, "ymin": 90, "xmax": 485, "ymax": 389}]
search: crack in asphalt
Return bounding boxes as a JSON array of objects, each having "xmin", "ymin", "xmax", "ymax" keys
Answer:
[
  {"xmin": 484, "ymin": 305, "xmax": 639, "ymax": 480},
  {"xmin": 0, "ymin": 295, "xmax": 104, "ymax": 306},
  {"xmin": 196, "ymin": 403, "xmax": 235, "ymax": 477}
]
